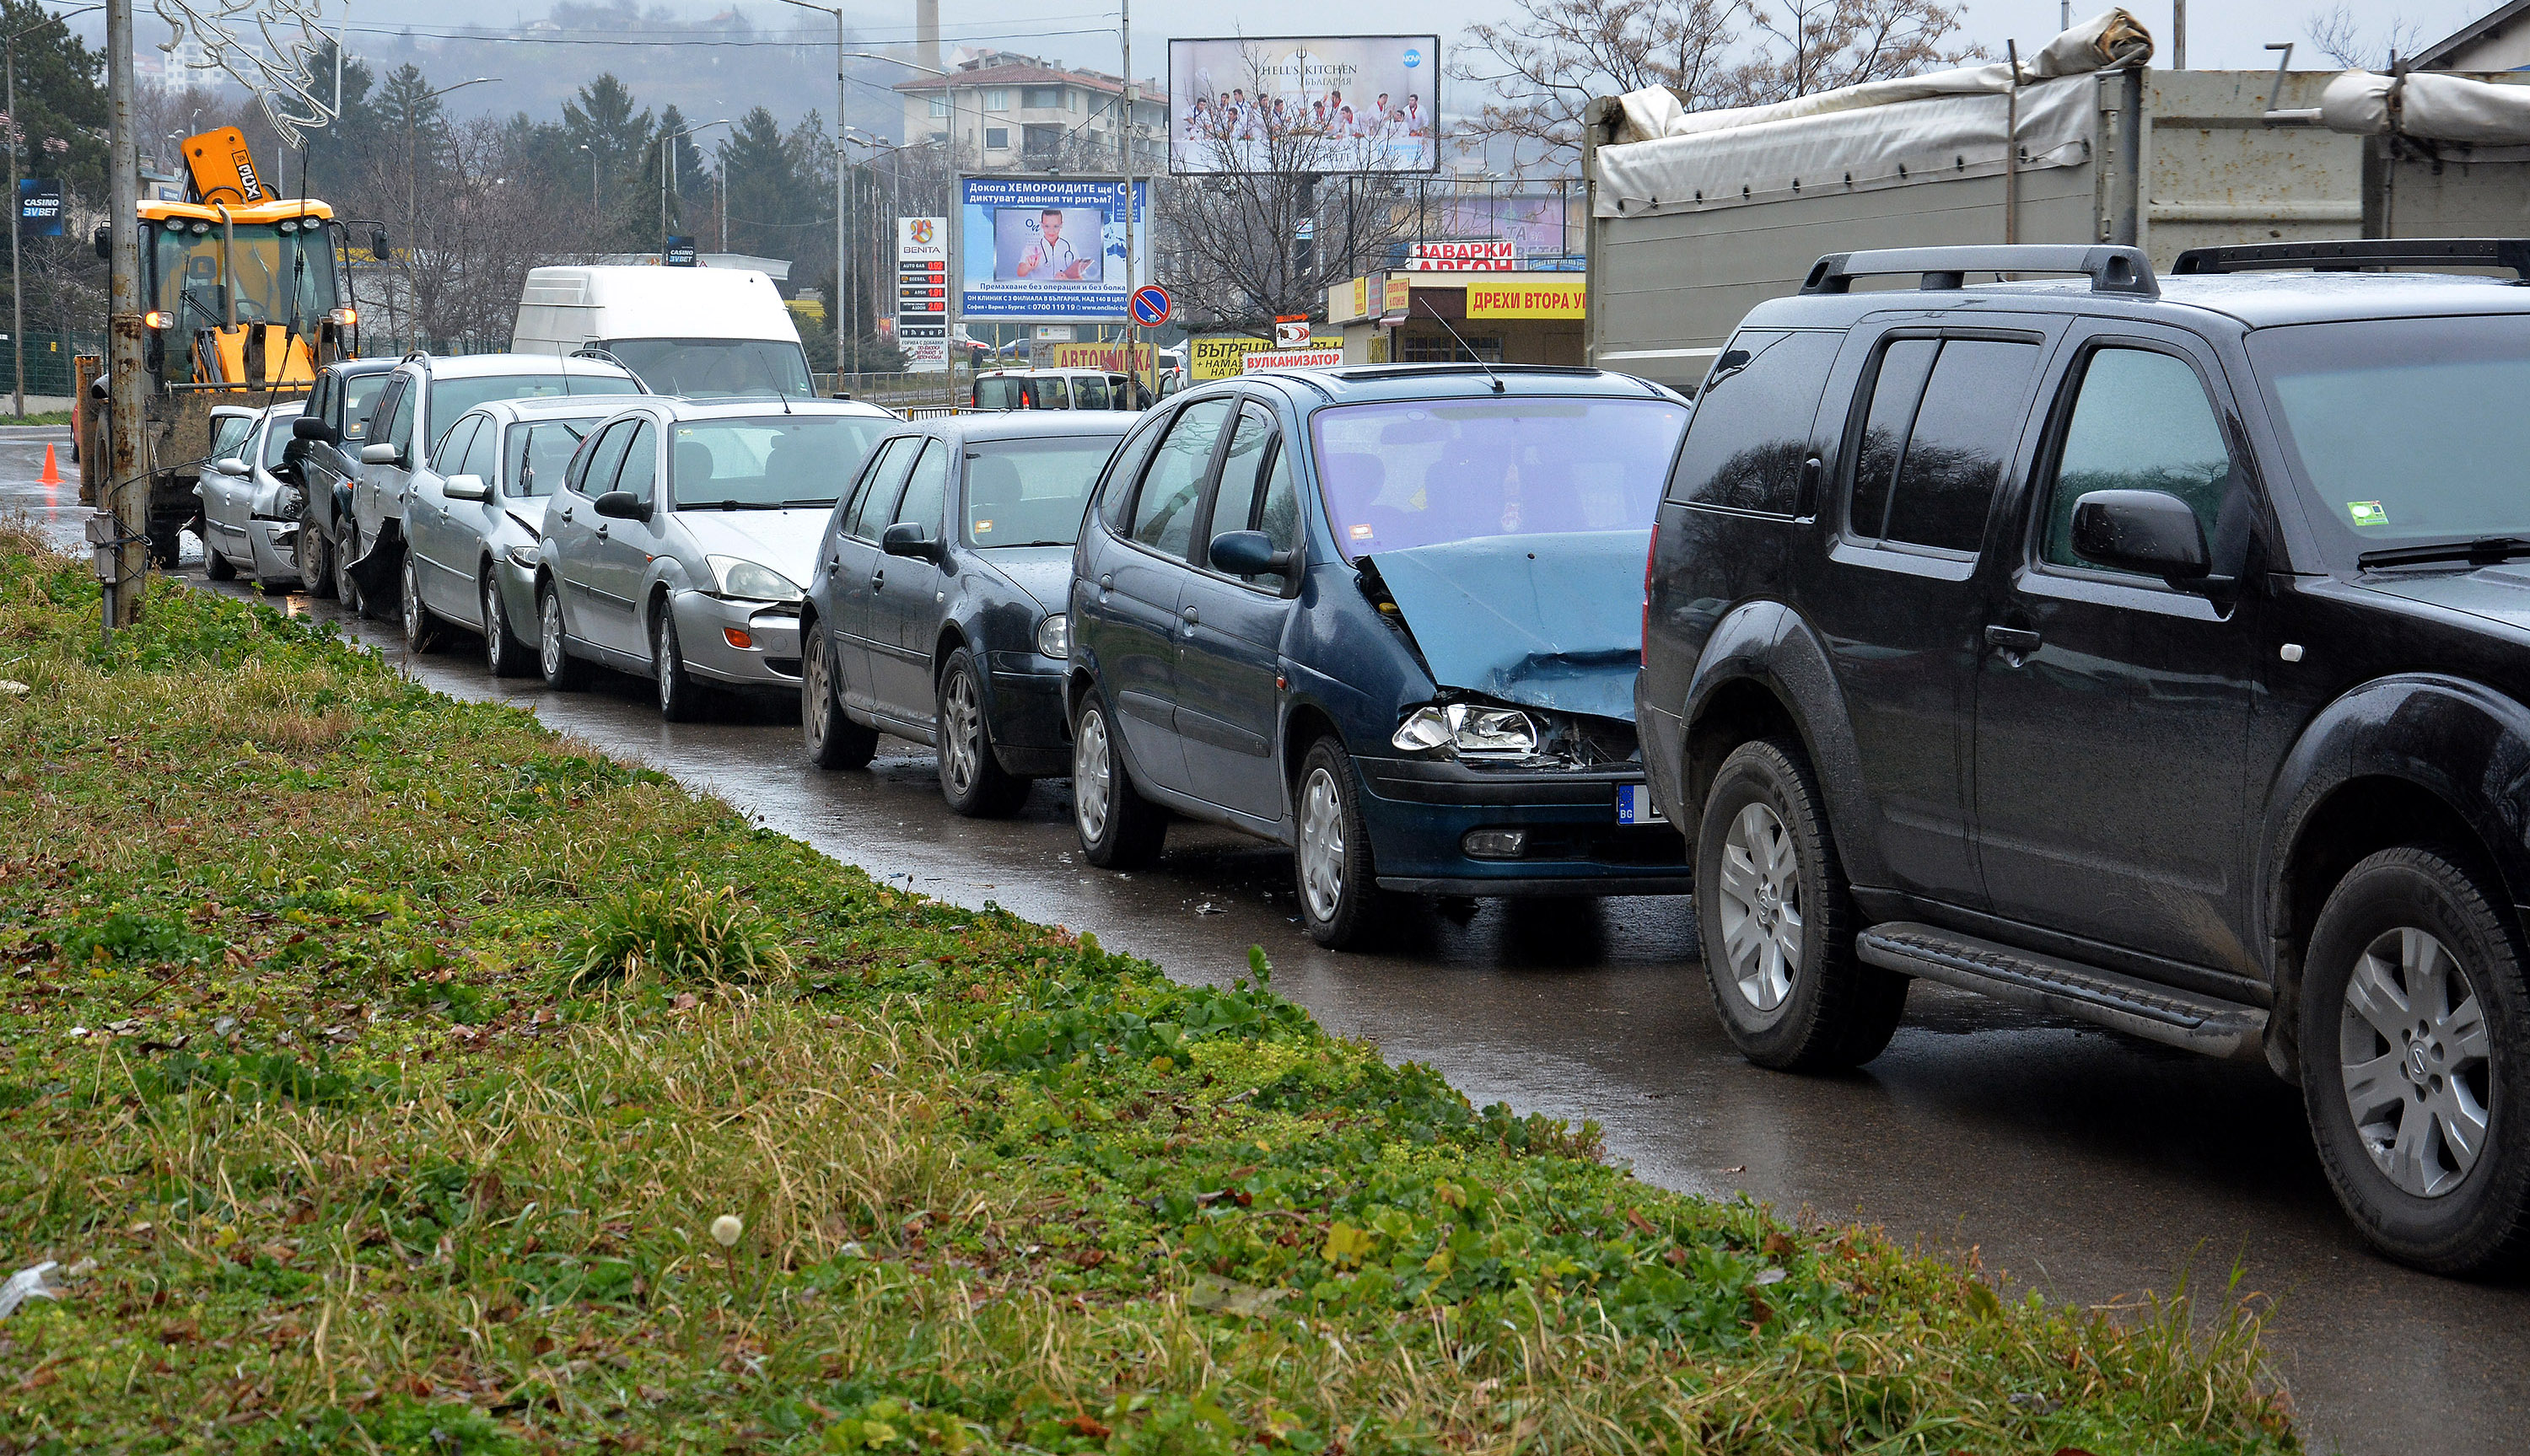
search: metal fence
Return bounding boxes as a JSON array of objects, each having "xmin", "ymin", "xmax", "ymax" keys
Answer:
[
  {"xmin": 3, "ymin": 330, "xmax": 105, "ymax": 399},
  {"xmin": 822, "ymin": 372, "xmax": 969, "ymax": 410}
]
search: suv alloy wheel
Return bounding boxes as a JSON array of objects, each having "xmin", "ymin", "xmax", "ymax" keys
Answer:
[
  {"xmin": 536, "ymin": 579, "xmax": 585, "ymax": 690},
  {"xmin": 2303, "ymin": 846, "xmax": 2530, "ymax": 1274},
  {"xmin": 401, "ymin": 554, "xmax": 444, "ymax": 653},
  {"xmin": 1695, "ymin": 738, "xmax": 1908, "ymax": 1071},
  {"xmin": 1072, "ymin": 688, "xmax": 1166, "ymax": 868},
  {"xmin": 936, "ymin": 646, "xmax": 1030, "ymax": 817},
  {"xmin": 802, "ymin": 620, "xmax": 879, "ymax": 769},
  {"xmin": 482, "ymin": 572, "xmax": 530, "ymax": 677},
  {"xmin": 1295, "ymin": 737, "xmax": 1384, "ymax": 949}
]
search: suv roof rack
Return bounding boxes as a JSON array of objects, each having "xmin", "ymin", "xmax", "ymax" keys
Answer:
[
  {"xmin": 1802, "ymin": 244, "xmax": 2157, "ymax": 298},
  {"xmin": 2170, "ymin": 238, "xmax": 2530, "ymax": 277}
]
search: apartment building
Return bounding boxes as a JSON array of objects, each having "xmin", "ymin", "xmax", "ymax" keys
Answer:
[{"xmin": 895, "ymin": 51, "xmax": 1167, "ymax": 173}]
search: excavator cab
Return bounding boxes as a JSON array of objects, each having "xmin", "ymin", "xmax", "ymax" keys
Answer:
[{"xmin": 136, "ymin": 126, "xmax": 358, "ymax": 387}]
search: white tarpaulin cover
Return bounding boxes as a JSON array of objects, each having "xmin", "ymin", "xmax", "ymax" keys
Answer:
[
  {"xmin": 1595, "ymin": 8, "xmax": 2151, "ymax": 220},
  {"xmin": 1596, "ymin": 76, "xmax": 2097, "ymax": 219},
  {"xmin": 2320, "ymin": 68, "xmax": 2530, "ymax": 146}
]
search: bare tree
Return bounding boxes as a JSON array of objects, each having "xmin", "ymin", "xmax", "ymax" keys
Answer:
[
  {"xmin": 1155, "ymin": 46, "xmax": 1420, "ymax": 331},
  {"xmin": 2307, "ymin": 4, "xmax": 2425, "ymax": 70},
  {"xmin": 1452, "ymin": 0, "xmax": 1968, "ymax": 169}
]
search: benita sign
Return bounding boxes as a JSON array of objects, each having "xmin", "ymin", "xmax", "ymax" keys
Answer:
[
  {"xmin": 897, "ymin": 215, "xmax": 950, "ymax": 373},
  {"xmin": 1407, "ymin": 239, "xmax": 1516, "ymax": 271}
]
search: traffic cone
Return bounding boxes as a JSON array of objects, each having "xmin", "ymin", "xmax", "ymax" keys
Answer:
[{"xmin": 39, "ymin": 443, "xmax": 58, "ymax": 486}]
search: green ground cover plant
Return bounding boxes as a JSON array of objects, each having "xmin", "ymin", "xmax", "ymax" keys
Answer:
[{"xmin": 0, "ymin": 533, "xmax": 2297, "ymax": 1453}]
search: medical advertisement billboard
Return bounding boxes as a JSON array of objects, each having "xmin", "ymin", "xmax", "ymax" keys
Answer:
[
  {"xmin": 1169, "ymin": 35, "xmax": 1440, "ymax": 175},
  {"xmin": 957, "ymin": 176, "xmax": 1148, "ymax": 321}
]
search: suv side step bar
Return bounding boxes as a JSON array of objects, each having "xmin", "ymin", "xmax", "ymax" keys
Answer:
[{"xmin": 1855, "ymin": 922, "xmax": 2267, "ymax": 1059}]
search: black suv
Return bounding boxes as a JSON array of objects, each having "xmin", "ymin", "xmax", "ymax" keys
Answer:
[{"xmin": 1639, "ymin": 240, "xmax": 2530, "ymax": 1276}]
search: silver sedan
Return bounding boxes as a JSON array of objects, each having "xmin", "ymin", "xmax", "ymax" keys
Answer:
[
  {"xmin": 398, "ymin": 396, "xmax": 625, "ymax": 676},
  {"xmin": 197, "ymin": 402, "xmax": 308, "ymax": 590},
  {"xmin": 533, "ymin": 397, "xmax": 896, "ymax": 718}
]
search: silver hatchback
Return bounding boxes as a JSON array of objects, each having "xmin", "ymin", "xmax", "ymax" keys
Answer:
[{"xmin": 532, "ymin": 397, "xmax": 896, "ymax": 717}]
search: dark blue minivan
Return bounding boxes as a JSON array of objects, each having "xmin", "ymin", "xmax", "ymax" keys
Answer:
[{"xmin": 1067, "ymin": 364, "xmax": 1693, "ymax": 947}]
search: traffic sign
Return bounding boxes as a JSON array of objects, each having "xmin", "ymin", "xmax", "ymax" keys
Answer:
[{"xmin": 1130, "ymin": 285, "xmax": 1171, "ymax": 327}]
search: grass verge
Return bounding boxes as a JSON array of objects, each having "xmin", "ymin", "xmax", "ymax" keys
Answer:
[{"xmin": 0, "ymin": 535, "xmax": 2297, "ymax": 1453}]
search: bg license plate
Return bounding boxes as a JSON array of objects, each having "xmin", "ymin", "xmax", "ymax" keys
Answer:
[{"xmin": 1616, "ymin": 784, "xmax": 1666, "ymax": 825}]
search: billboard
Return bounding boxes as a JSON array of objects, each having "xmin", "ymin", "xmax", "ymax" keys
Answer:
[
  {"xmin": 1191, "ymin": 332, "xmax": 1344, "ymax": 381},
  {"xmin": 958, "ymin": 177, "xmax": 1148, "ymax": 321},
  {"xmin": 1408, "ymin": 239, "xmax": 1517, "ymax": 271},
  {"xmin": 896, "ymin": 216, "xmax": 949, "ymax": 373},
  {"xmin": 1169, "ymin": 35, "xmax": 1440, "ymax": 175},
  {"xmin": 16, "ymin": 178, "xmax": 61, "ymax": 238}
]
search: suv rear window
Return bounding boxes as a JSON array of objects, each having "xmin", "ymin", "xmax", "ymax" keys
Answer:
[
  {"xmin": 1666, "ymin": 330, "xmax": 1840, "ymax": 515},
  {"xmin": 1844, "ymin": 336, "xmax": 2037, "ymax": 555}
]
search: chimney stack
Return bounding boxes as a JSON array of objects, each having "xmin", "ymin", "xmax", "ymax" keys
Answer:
[{"xmin": 917, "ymin": 0, "xmax": 940, "ymax": 76}]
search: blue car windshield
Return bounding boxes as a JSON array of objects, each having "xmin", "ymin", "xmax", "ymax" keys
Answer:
[{"xmin": 1310, "ymin": 396, "xmax": 1688, "ymax": 561}]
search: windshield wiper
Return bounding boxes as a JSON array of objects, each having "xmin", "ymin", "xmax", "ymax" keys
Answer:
[
  {"xmin": 694, "ymin": 500, "xmax": 781, "ymax": 511},
  {"xmin": 2357, "ymin": 536, "xmax": 2530, "ymax": 571},
  {"xmin": 778, "ymin": 499, "xmax": 837, "ymax": 509}
]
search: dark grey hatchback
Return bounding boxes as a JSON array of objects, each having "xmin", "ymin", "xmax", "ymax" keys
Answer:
[
  {"xmin": 800, "ymin": 412, "xmax": 1130, "ymax": 814},
  {"xmin": 1069, "ymin": 365, "xmax": 1693, "ymax": 947}
]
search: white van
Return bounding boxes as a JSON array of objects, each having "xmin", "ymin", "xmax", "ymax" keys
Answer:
[{"xmin": 512, "ymin": 266, "xmax": 816, "ymax": 400}]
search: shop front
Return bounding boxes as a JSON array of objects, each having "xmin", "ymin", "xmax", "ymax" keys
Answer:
[{"xmin": 1326, "ymin": 271, "xmax": 1586, "ymax": 367}]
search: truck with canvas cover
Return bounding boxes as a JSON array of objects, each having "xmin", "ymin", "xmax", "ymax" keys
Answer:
[
  {"xmin": 78, "ymin": 126, "xmax": 369, "ymax": 565},
  {"xmin": 1581, "ymin": 8, "xmax": 2530, "ymax": 390}
]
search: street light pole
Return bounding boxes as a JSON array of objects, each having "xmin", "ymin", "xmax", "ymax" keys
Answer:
[
  {"xmin": 657, "ymin": 117, "xmax": 731, "ymax": 258},
  {"xmin": 778, "ymin": 0, "xmax": 852, "ymax": 383},
  {"xmin": 839, "ymin": 51, "xmax": 965, "ymax": 385},
  {"xmin": 5, "ymin": 5, "xmax": 100, "ymax": 422},
  {"xmin": 402, "ymin": 76, "xmax": 497, "ymax": 346},
  {"xmin": 579, "ymin": 142, "xmax": 597, "ymax": 227}
]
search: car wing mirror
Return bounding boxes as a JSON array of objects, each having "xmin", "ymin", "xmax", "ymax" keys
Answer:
[
  {"xmin": 358, "ymin": 442, "xmax": 401, "ymax": 467},
  {"xmin": 213, "ymin": 456, "xmax": 251, "ymax": 477},
  {"xmin": 881, "ymin": 521, "xmax": 944, "ymax": 562},
  {"xmin": 2070, "ymin": 489, "xmax": 2212, "ymax": 585},
  {"xmin": 444, "ymin": 473, "xmax": 489, "ymax": 502},
  {"xmin": 293, "ymin": 415, "xmax": 336, "ymax": 444},
  {"xmin": 592, "ymin": 490, "xmax": 649, "ymax": 521},
  {"xmin": 1209, "ymin": 529, "xmax": 1295, "ymax": 578}
]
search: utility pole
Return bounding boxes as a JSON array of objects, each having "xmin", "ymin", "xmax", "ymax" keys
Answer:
[
  {"xmin": 101, "ymin": 0, "xmax": 145, "ymax": 631},
  {"xmin": 1122, "ymin": 0, "xmax": 1144, "ymax": 402},
  {"xmin": 779, "ymin": 0, "xmax": 851, "ymax": 384}
]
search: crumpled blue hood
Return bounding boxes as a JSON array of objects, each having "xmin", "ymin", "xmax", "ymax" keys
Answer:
[{"xmin": 1371, "ymin": 529, "xmax": 1648, "ymax": 722}]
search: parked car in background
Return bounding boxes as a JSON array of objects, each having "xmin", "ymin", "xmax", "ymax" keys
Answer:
[
  {"xmin": 534, "ymin": 397, "xmax": 896, "ymax": 717},
  {"xmin": 339, "ymin": 352, "xmax": 641, "ymax": 616},
  {"xmin": 288, "ymin": 356, "xmax": 398, "ymax": 602},
  {"xmin": 801, "ymin": 412, "xmax": 1131, "ymax": 814},
  {"xmin": 1068, "ymin": 365, "xmax": 1693, "ymax": 947},
  {"xmin": 972, "ymin": 368, "xmax": 1135, "ymax": 411},
  {"xmin": 511, "ymin": 265, "xmax": 815, "ymax": 399},
  {"xmin": 196, "ymin": 402, "xmax": 307, "ymax": 590},
  {"xmin": 1636, "ymin": 238, "xmax": 2530, "ymax": 1276},
  {"xmin": 396, "ymin": 396, "xmax": 622, "ymax": 675}
]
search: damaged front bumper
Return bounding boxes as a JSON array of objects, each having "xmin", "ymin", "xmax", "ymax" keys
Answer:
[{"xmin": 1357, "ymin": 701, "xmax": 1690, "ymax": 895}]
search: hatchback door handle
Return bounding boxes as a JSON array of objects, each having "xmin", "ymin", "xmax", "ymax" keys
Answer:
[
  {"xmin": 870, "ymin": 571, "xmax": 886, "ymax": 591},
  {"xmin": 595, "ymin": 524, "xmax": 609, "ymax": 540},
  {"xmin": 1182, "ymin": 604, "xmax": 1199, "ymax": 624},
  {"xmin": 1984, "ymin": 624, "xmax": 2041, "ymax": 664},
  {"xmin": 559, "ymin": 507, "xmax": 573, "ymax": 522}
]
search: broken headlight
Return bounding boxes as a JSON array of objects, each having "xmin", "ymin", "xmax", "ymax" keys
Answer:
[{"xmin": 1392, "ymin": 703, "xmax": 1540, "ymax": 757}]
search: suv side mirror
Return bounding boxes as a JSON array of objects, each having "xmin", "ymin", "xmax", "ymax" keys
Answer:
[
  {"xmin": 359, "ymin": 442, "xmax": 401, "ymax": 467},
  {"xmin": 1209, "ymin": 529, "xmax": 1294, "ymax": 578},
  {"xmin": 593, "ymin": 490, "xmax": 649, "ymax": 521},
  {"xmin": 881, "ymin": 521, "xmax": 944, "ymax": 563},
  {"xmin": 293, "ymin": 415, "xmax": 336, "ymax": 444},
  {"xmin": 443, "ymin": 473, "xmax": 489, "ymax": 502},
  {"xmin": 2071, "ymin": 489, "xmax": 2209, "ymax": 582}
]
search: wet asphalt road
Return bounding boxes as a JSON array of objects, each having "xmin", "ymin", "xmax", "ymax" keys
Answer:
[{"xmin": 7, "ymin": 439, "xmax": 2525, "ymax": 1454}]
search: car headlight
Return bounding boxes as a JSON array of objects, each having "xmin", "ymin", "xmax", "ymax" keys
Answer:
[
  {"xmin": 1391, "ymin": 703, "xmax": 1540, "ymax": 756},
  {"xmin": 707, "ymin": 555, "xmax": 803, "ymax": 603},
  {"xmin": 1036, "ymin": 611, "xmax": 1071, "ymax": 659},
  {"xmin": 505, "ymin": 543, "xmax": 541, "ymax": 569}
]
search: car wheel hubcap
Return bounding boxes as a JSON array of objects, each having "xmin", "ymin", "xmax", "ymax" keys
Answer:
[
  {"xmin": 654, "ymin": 616, "xmax": 676, "ymax": 710},
  {"xmin": 402, "ymin": 560, "xmax": 420, "ymax": 637},
  {"xmin": 943, "ymin": 669, "xmax": 981, "ymax": 795},
  {"xmin": 1074, "ymin": 710, "xmax": 1112, "ymax": 842},
  {"xmin": 1299, "ymin": 766, "xmax": 1345, "ymax": 923},
  {"xmin": 804, "ymin": 639, "xmax": 830, "ymax": 744},
  {"xmin": 482, "ymin": 581, "xmax": 503, "ymax": 667},
  {"xmin": 2340, "ymin": 927, "xmax": 2495, "ymax": 1198},
  {"xmin": 1718, "ymin": 800, "xmax": 1801, "ymax": 1012},
  {"xmin": 541, "ymin": 594, "xmax": 564, "ymax": 678}
]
